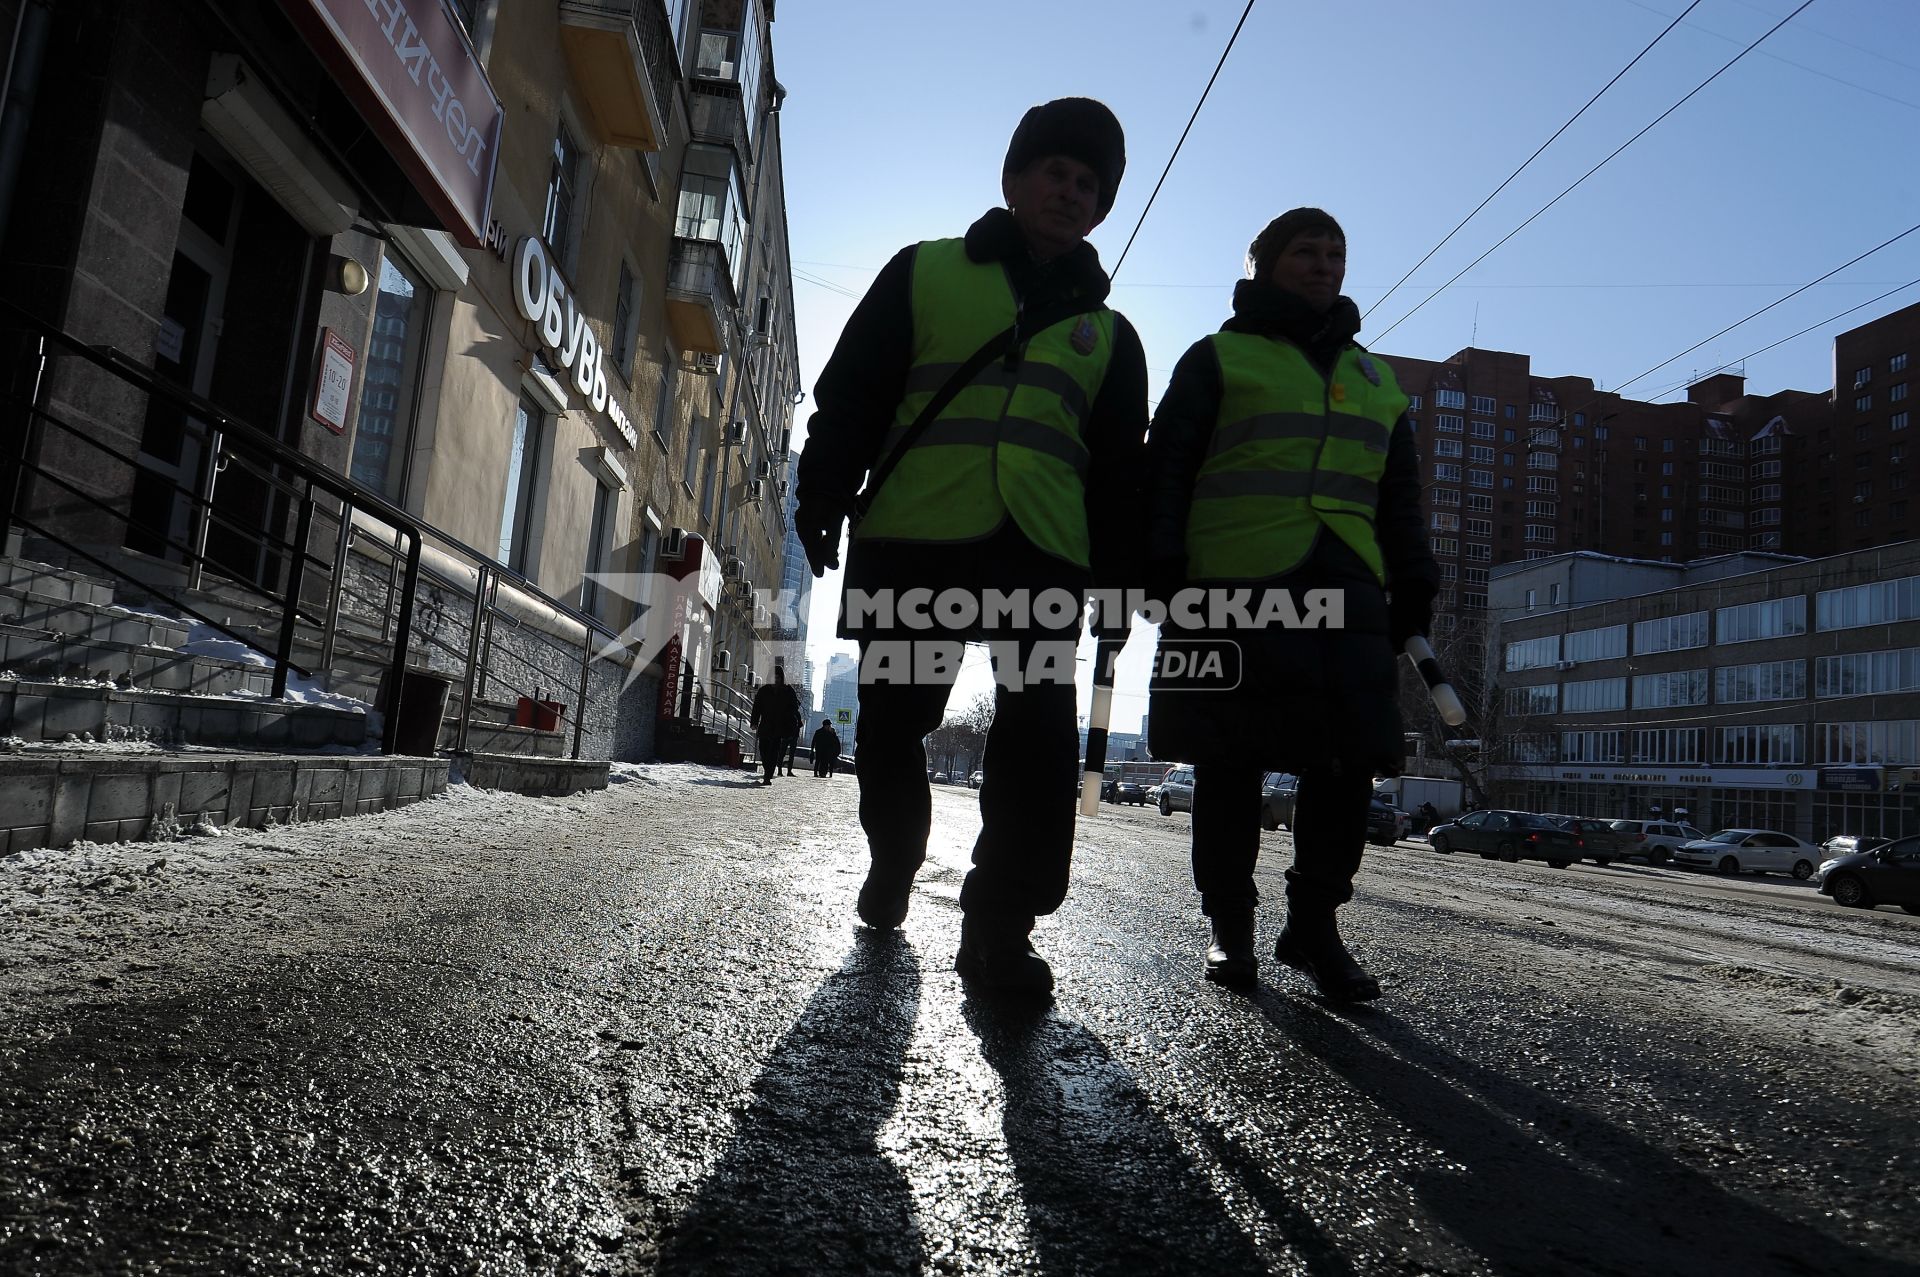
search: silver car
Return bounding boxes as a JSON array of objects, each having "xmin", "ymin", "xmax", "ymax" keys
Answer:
[
  {"xmin": 1156, "ymin": 765, "xmax": 1195, "ymax": 817},
  {"xmin": 1674, "ymin": 828, "xmax": 1822, "ymax": 879}
]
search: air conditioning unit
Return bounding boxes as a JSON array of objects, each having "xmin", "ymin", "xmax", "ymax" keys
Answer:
[
  {"xmin": 745, "ymin": 478, "xmax": 763, "ymax": 502},
  {"xmin": 661, "ymin": 526, "xmax": 689, "ymax": 558},
  {"xmin": 724, "ymin": 559, "xmax": 745, "ymax": 581},
  {"xmin": 755, "ymin": 457, "xmax": 771, "ymax": 479},
  {"xmin": 690, "ymin": 352, "xmax": 720, "ymax": 375},
  {"xmin": 722, "ymin": 542, "xmax": 739, "ymax": 560},
  {"xmin": 726, "ymin": 421, "xmax": 748, "ymax": 446},
  {"xmin": 1555, "ymin": 660, "xmax": 1577, "ymax": 671},
  {"xmin": 712, "ymin": 649, "xmax": 732, "ymax": 673}
]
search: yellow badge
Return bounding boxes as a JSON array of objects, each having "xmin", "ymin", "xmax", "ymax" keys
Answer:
[{"xmin": 1331, "ymin": 383, "xmax": 1348, "ymax": 403}]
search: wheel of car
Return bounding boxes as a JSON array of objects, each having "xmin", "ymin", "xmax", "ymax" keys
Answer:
[
  {"xmin": 1594, "ymin": 858, "xmax": 1612, "ymax": 867},
  {"xmin": 1717, "ymin": 855, "xmax": 1740, "ymax": 875},
  {"xmin": 1903, "ymin": 905, "xmax": 1920, "ymax": 916},
  {"xmin": 1262, "ymin": 811, "xmax": 1280, "ymax": 832},
  {"xmin": 1549, "ymin": 860, "xmax": 1570, "ymax": 869},
  {"xmin": 1497, "ymin": 841, "xmax": 1519, "ymax": 863},
  {"xmin": 1651, "ymin": 847, "xmax": 1670, "ymax": 866},
  {"xmin": 1791, "ymin": 859, "xmax": 1814, "ymax": 881},
  {"xmin": 1433, "ymin": 834, "xmax": 1452, "ymax": 854},
  {"xmin": 1830, "ymin": 875, "xmax": 1870, "ymax": 908}
]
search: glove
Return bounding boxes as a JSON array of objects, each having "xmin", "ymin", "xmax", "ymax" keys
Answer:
[
  {"xmin": 794, "ymin": 504, "xmax": 845, "ymax": 578},
  {"xmin": 1389, "ymin": 579, "xmax": 1438, "ymax": 649}
]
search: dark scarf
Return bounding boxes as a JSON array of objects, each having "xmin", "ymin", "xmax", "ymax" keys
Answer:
[
  {"xmin": 963, "ymin": 207, "xmax": 1112, "ymax": 307},
  {"xmin": 1222, "ymin": 277, "xmax": 1361, "ymax": 372}
]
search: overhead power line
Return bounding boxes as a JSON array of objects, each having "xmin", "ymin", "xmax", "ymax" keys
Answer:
[
  {"xmin": 1110, "ymin": 0, "xmax": 1256, "ymax": 279},
  {"xmin": 1365, "ymin": 0, "xmax": 1704, "ymax": 322},
  {"xmin": 1608, "ymin": 222, "xmax": 1920, "ymax": 398},
  {"xmin": 1371, "ymin": 0, "xmax": 1817, "ymax": 344}
]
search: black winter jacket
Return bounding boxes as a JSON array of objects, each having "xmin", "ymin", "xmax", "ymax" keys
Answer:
[{"xmin": 794, "ymin": 208, "xmax": 1149, "ymax": 638}]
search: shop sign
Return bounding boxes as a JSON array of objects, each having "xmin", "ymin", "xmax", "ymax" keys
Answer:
[
  {"xmin": 311, "ymin": 328, "xmax": 356, "ymax": 434},
  {"xmin": 1516, "ymin": 765, "xmax": 1817, "ymax": 790},
  {"xmin": 280, "ymin": 0, "xmax": 502, "ymax": 246},
  {"xmin": 1818, "ymin": 766, "xmax": 1884, "ymax": 793},
  {"xmin": 513, "ymin": 236, "xmax": 638, "ymax": 450}
]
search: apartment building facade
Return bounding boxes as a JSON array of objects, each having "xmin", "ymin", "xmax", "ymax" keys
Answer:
[
  {"xmin": 0, "ymin": 0, "xmax": 799, "ymax": 760},
  {"xmin": 1485, "ymin": 542, "xmax": 1920, "ymax": 843}
]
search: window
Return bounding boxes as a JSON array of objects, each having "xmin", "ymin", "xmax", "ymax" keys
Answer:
[
  {"xmin": 499, "ymin": 394, "xmax": 547, "ymax": 573},
  {"xmin": 1435, "ymin": 388, "xmax": 1466, "ymax": 409},
  {"xmin": 1856, "ymin": 394, "xmax": 1873, "ymax": 412},
  {"xmin": 1634, "ymin": 727, "xmax": 1705, "ymax": 765},
  {"xmin": 653, "ymin": 344, "xmax": 679, "ymax": 450},
  {"xmin": 1895, "ymin": 444, "xmax": 1907, "ymax": 465},
  {"xmin": 1468, "ymin": 469, "xmax": 1493, "ymax": 488},
  {"xmin": 1563, "ymin": 677, "xmax": 1627, "ymax": 713},
  {"xmin": 1715, "ymin": 725, "xmax": 1804, "ymax": 765},
  {"xmin": 1560, "ymin": 730, "xmax": 1624, "ymax": 763},
  {"xmin": 682, "ymin": 417, "xmax": 703, "ymax": 493},
  {"xmin": 1463, "ymin": 542, "xmax": 1491, "ymax": 561},
  {"xmin": 1714, "ymin": 659, "xmax": 1805, "ymax": 704},
  {"xmin": 1634, "ymin": 436, "xmax": 1648, "ymax": 452},
  {"xmin": 1634, "ymin": 670, "xmax": 1707, "ymax": 708},
  {"xmin": 1502, "ymin": 427, "xmax": 1517, "ymax": 443},
  {"xmin": 1465, "ymin": 517, "xmax": 1492, "ymax": 537},
  {"xmin": 1566, "ymin": 624, "xmax": 1627, "ymax": 662},
  {"xmin": 580, "ymin": 479, "xmax": 617, "ymax": 622},
  {"xmin": 349, "ymin": 251, "xmax": 432, "ymax": 504},
  {"xmin": 1894, "ymin": 411, "xmax": 1910, "ymax": 432},
  {"xmin": 1817, "ymin": 720, "xmax": 1920, "ymax": 765},
  {"xmin": 1433, "ymin": 463, "xmax": 1462, "ymax": 482},
  {"xmin": 1471, "ymin": 420, "xmax": 1495, "ymax": 439},
  {"xmin": 1431, "ymin": 511, "xmax": 1459, "ymax": 531},
  {"xmin": 1635, "ymin": 611, "xmax": 1708, "ymax": 654},
  {"xmin": 1854, "ymin": 366, "xmax": 1873, "ymax": 389},
  {"xmin": 699, "ymin": 447, "xmax": 719, "ymax": 525},
  {"xmin": 1573, "ymin": 412, "xmax": 1586, "ymax": 426},
  {"xmin": 1816, "ymin": 647, "xmax": 1920, "ymax": 698},
  {"xmin": 1408, "ymin": 393, "xmax": 1423, "ymax": 410},
  {"xmin": 1435, "ymin": 414, "xmax": 1464, "ymax": 434},
  {"xmin": 677, "ymin": 144, "xmax": 749, "ymax": 291},
  {"xmin": 1431, "ymin": 487, "xmax": 1460, "ymax": 506},
  {"xmin": 1433, "ymin": 438, "xmax": 1463, "ymax": 458},
  {"xmin": 1856, "ymin": 480, "xmax": 1872, "ymax": 501},
  {"xmin": 544, "ymin": 120, "xmax": 583, "ymax": 265},
  {"xmin": 1662, "ymin": 438, "xmax": 1675, "ymax": 452},
  {"xmin": 1430, "ymin": 537, "xmax": 1458, "ymax": 555},
  {"xmin": 612, "ymin": 263, "xmax": 638, "ymax": 377},
  {"xmin": 1857, "ymin": 423, "xmax": 1873, "ymax": 442},
  {"xmin": 1892, "ymin": 353, "xmax": 1909, "ymax": 374},
  {"xmin": 1471, "ymin": 394, "xmax": 1496, "ymax": 415},
  {"xmin": 1466, "ymin": 493, "xmax": 1493, "ymax": 511},
  {"xmin": 697, "ymin": 0, "xmax": 766, "ymax": 145},
  {"xmin": 1467, "ymin": 443, "xmax": 1493, "ymax": 463},
  {"xmin": 1894, "ymin": 383, "xmax": 1910, "ymax": 403},
  {"xmin": 1505, "ymin": 684, "xmax": 1559, "ymax": 716}
]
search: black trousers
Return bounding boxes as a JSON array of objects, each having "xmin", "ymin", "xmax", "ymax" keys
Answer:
[
  {"xmin": 759, "ymin": 733, "xmax": 794, "ymax": 781},
  {"xmin": 855, "ymin": 638, "xmax": 1079, "ymax": 920},
  {"xmin": 1190, "ymin": 764, "xmax": 1373, "ymax": 918}
]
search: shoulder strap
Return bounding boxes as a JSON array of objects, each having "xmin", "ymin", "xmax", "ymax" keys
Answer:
[{"xmin": 852, "ymin": 298, "xmax": 1100, "ymax": 524}]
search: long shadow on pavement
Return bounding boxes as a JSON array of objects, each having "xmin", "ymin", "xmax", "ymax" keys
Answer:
[
  {"xmin": 1252, "ymin": 992, "xmax": 1920, "ymax": 1276},
  {"xmin": 962, "ymin": 998, "xmax": 1281, "ymax": 1275},
  {"xmin": 658, "ymin": 932, "xmax": 925, "ymax": 1275}
]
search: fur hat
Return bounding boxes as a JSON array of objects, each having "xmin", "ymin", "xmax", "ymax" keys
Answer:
[
  {"xmin": 1249, "ymin": 208, "xmax": 1346, "ymax": 278},
  {"xmin": 1003, "ymin": 98, "xmax": 1126, "ymax": 216}
]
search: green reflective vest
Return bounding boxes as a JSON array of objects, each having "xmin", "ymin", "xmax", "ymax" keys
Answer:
[
  {"xmin": 855, "ymin": 237, "xmax": 1115, "ymax": 568},
  {"xmin": 1185, "ymin": 333, "xmax": 1409, "ymax": 583}
]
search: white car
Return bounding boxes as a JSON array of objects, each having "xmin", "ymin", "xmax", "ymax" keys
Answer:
[
  {"xmin": 1156, "ymin": 765, "xmax": 1195, "ymax": 816},
  {"xmin": 1673, "ymin": 828, "xmax": 1823, "ymax": 879}
]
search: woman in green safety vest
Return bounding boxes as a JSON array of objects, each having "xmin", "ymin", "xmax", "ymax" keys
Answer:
[{"xmin": 1144, "ymin": 208, "xmax": 1440, "ymax": 1000}]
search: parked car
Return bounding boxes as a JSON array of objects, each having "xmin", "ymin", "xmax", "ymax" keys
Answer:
[
  {"xmin": 1818, "ymin": 836, "xmax": 1920, "ymax": 913},
  {"xmin": 1157, "ymin": 765, "xmax": 1196, "ymax": 816},
  {"xmin": 1820, "ymin": 833, "xmax": 1889, "ymax": 858},
  {"xmin": 1546, "ymin": 815, "xmax": 1630, "ymax": 866},
  {"xmin": 1103, "ymin": 779, "xmax": 1150, "ymax": 805},
  {"xmin": 1606, "ymin": 819, "xmax": 1706, "ymax": 866},
  {"xmin": 1366, "ymin": 799, "xmax": 1409, "ymax": 847},
  {"xmin": 1673, "ymin": 829, "xmax": 1822, "ymax": 878},
  {"xmin": 1260, "ymin": 772, "xmax": 1297, "ymax": 831},
  {"xmin": 968, "ymin": 770, "xmax": 984, "ymax": 789},
  {"xmin": 1427, "ymin": 809, "xmax": 1584, "ymax": 867}
]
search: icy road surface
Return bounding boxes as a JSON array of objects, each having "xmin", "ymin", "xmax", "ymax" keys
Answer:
[{"xmin": 2, "ymin": 764, "xmax": 1916, "ymax": 1275}]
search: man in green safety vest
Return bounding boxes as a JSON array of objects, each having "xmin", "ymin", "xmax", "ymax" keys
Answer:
[{"xmin": 794, "ymin": 98, "xmax": 1148, "ymax": 995}]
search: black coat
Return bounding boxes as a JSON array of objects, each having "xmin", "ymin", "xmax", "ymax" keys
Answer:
[
  {"xmin": 1144, "ymin": 281, "xmax": 1438, "ymax": 775},
  {"xmin": 751, "ymin": 683, "xmax": 802, "ymax": 739}
]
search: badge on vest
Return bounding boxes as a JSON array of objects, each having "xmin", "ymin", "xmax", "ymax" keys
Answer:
[
  {"xmin": 1070, "ymin": 316, "xmax": 1097, "ymax": 355},
  {"xmin": 1357, "ymin": 354, "xmax": 1382, "ymax": 386},
  {"xmin": 1331, "ymin": 383, "xmax": 1347, "ymax": 404}
]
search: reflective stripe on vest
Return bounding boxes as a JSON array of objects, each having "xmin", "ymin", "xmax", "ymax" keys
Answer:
[
  {"xmin": 855, "ymin": 237, "xmax": 1114, "ymax": 567},
  {"xmin": 1185, "ymin": 333, "xmax": 1409, "ymax": 583}
]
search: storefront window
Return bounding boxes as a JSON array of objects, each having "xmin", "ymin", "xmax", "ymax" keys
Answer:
[
  {"xmin": 350, "ymin": 253, "xmax": 432, "ymax": 503},
  {"xmin": 499, "ymin": 393, "xmax": 546, "ymax": 573}
]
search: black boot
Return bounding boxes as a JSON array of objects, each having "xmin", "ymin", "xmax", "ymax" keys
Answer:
[
  {"xmin": 1204, "ymin": 911, "xmax": 1257, "ymax": 988},
  {"xmin": 856, "ymin": 861, "xmax": 915, "ymax": 930},
  {"xmin": 955, "ymin": 913, "xmax": 1053, "ymax": 995},
  {"xmin": 1274, "ymin": 912, "xmax": 1380, "ymax": 1002}
]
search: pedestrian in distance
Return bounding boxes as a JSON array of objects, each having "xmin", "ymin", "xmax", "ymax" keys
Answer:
[
  {"xmin": 1415, "ymin": 800, "xmax": 1439, "ymax": 836},
  {"xmin": 794, "ymin": 97, "xmax": 1149, "ymax": 996},
  {"xmin": 749, "ymin": 666, "xmax": 804, "ymax": 787},
  {"xmin": 1145, "ymin": 207, "xmax": 1439, "ymax": 1000},
  {"xmin": 812, "ymin": 719, "xmax": 842, "ymax": 778}
]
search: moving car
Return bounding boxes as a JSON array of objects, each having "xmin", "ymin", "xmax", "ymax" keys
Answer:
[
  {"xmin": 1102, "ymin": 779, "xmax": 1150, "ymax": 805},
  {"xmin": 1547, "ymin": 815, "xmax": 1628, "ymax": 866},
  {"xmin": 1818, "ymin": 835, "xmax": 1920, "ymax": 913},
  {"xmin": 1820, "ymin": 833, "xmax": 1888, "ymax": 857},
  {"xmin": 1156, "ymin": 765, "xmax": 1196, "ymax": 816},
  {"xmin": 1260, "ymin": 772, "xmax": 1297, "ymax": 831},
  {"xmin": 1673, "ymin": 829, "xmax": 1822, "ymax": 878},
  {"xmin": 1606, "ymin": 819, "xmax": 1706, "ymax": 866},
  {"xmin": 968, "ymin": 771, "xmax": 984, "ymax": 789},
  {"xmin": 1427, "ymin": 809, "xmax": 1584, "ymax": 867}
]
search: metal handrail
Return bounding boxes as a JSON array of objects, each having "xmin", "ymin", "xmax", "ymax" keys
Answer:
[{"xmin": 2, "ymin": 302, "xmax": 631, "ymax": 759}]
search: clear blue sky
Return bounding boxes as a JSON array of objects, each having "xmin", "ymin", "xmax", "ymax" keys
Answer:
[{"xmin": 771, "ymin": 0, "xmax": 1920, "ymax": 729}]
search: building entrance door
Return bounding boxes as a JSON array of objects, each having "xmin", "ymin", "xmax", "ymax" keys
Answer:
[{"xmin": 127, "ymin": 150, "xmax": 240, "ymax": 562}]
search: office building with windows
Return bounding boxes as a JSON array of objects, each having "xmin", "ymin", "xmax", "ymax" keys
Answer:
[{"xmin": 1485, "ymin": 541, "xmax": 1920, "ymax": 842}]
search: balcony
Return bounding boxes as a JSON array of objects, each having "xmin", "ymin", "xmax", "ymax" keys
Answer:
[
  {"xmin": 558, "ymin": 0, "xmax": 669, "ymax": 151},
  {"xmin": 689, "ymin": 77, "xmax": 750, "ymax": 164},
  {"xmin": 666, "ymin": 238, "xmax": 734, "ymax": 355}
]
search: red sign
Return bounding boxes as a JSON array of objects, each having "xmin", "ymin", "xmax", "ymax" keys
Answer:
[
  {"xmin": 280, "ymin": 0, "xmax": 503, "ymax": 247},
  {"xmin": 657, "ymin": 633, "xmax": 683, "ymax": 719},
  {"xmin": 312, "ymin": 328, "xmax": 356, "ymax": 434}
]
